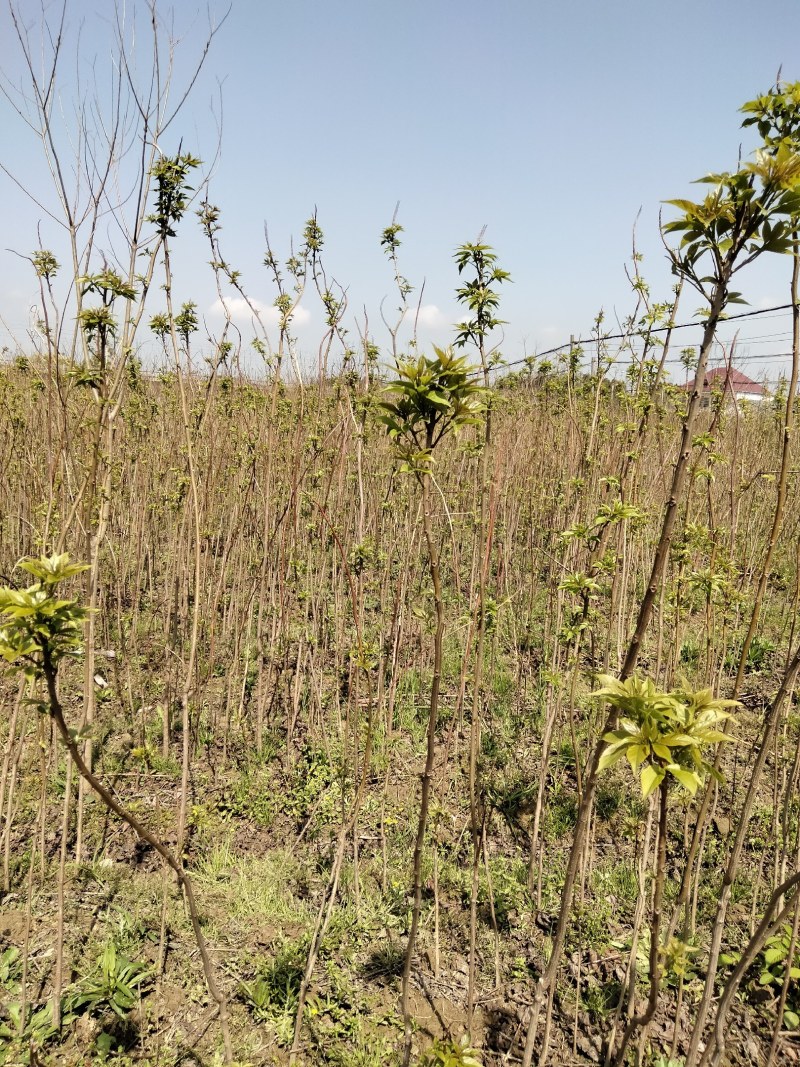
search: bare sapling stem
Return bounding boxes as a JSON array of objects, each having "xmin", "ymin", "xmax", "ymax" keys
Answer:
[
  {"xmin": 401, "ymin": 467, "xmax": 445, "ymax": 1066},
  {"xmin": 611, "ymin": 778, "xmax": 669, "ymax": 1065},
  {"xmin": 39, "ymin": 643, "xmax": 233, "ymax": 1064}
]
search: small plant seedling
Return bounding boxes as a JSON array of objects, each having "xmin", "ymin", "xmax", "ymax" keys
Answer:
[
  {"xmin": 758, "ymin": 923, "xmax": 800, "ymax": 1029},
  {"xmin": 0, "ymin": 1000, "xmax": 72, "ymax": 1058},
  {"xmin": 65, "ymin": 942, "xmax": 152, "ymax": 1019},
  {"xmin": 0, "ymin": 947, "xmax": 21, "ymax": 993},
  {"xmin": 417, "ymin": 1037, "xmax": 482, "ymax": 1067}
]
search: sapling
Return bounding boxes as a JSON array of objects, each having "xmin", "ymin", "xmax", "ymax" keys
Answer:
[
  {"xmin": 3, "ymin": 0, "xmax": 226, "ymax": 868},
  {"xmin": 679, "ymin": 83, "xmax": 800, "ymax": 1064},
  {"xmin": 0, "ymin": 553, "xmax": 233, "ymax": 1062},
  {"xmin": 379, "ymin": 346, "xmax": 486, "ymax": 1065},
  {"xmin": 452, "ymin": 239, "xmax": 510, "ymax": 1036},
  {"xmin": 147, "ymin": 150, "xmax": 205, "ymax": 852},
  {"xmin": 591, "ymin": 675, "xmax": 737, "ymax": 1064},
  {"xmin": 380, "ymin": 210, "xmax": 415, "ymax": 363}
]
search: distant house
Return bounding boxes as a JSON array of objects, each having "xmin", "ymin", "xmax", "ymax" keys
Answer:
[{"xmin": 684, "ymin": 367, "xmax": 767, "ymax": 406}]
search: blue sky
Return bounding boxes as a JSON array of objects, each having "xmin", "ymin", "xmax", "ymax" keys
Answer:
[{"xmin": 2, "ymin": 0, "xmax": 800, "ymax": 379}]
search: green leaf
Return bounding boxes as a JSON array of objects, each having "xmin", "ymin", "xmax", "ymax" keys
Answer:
[
  {"xmin": 598, "ymin": 742, "xmax": 628, "ymax": 771},
  {"xmin": 640, "ymin": 764, "xmax": 664, "ymax": 799},
  {"xmin": 626, "ymin": 743, "xmax": 649, "ymax": 770},
  {"xmin": 667, "ymin": 765, "xmax": 700, "ymax": 795}
]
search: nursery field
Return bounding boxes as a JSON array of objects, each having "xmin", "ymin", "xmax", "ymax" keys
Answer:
[
  {"xmin": 2, "ymin": 346, "xmax": 800, "ymax": 1067},
  {"xmin": 5, "ymin": 6, "xmax": 800, "ymax": 1066}
]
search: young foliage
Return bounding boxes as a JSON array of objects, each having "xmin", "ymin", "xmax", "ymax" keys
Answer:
[
  {"xmin": 0, "ymin": 1000, "xmax": 68, "ymax": 1054},
  {"xmin": 663, "ymin": 150, "xmax": 800, "ymax": 298},
  {"xmin": 453, "ymin": 241, "xmax": 511, "ymax": 354},
  {"xmin": 594, "ymin": 675, "xmax": 738, "ymax": 798},
  {"xmin": 0, "ymin": 554, "xmax": 89, "ymax": 678},
  {"xmin": 417, "ymin": 1037, "xmax": 482, "ymax": 1067},
  {"xmin": 760, "ymin": 922, "xmax": 800, "ymax": 981},
  {"xmin": 147, "ymin": 153, "xmax": 202, "ymax": 238},
  {"xmin": 742, "ymin": 80, "xmax": 800, "ymax": 151},
  {"xmin": 378, "ymin": 346, "xmax": 486, "ymax": 465}
]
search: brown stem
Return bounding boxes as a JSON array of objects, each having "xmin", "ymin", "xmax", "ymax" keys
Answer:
[
  {"xmin": 684, "ymin": 639, "xmax": 800, "ymax": 1065},
  {"xmin": 402, "ymin": 469, "xmax": 445, "ymax": 1067},
  {"xmin": 612, "ymin": 777, "xmax": 669, "ymax": 1065},
  {"xmin": 699, "ymin": 869, "xmax": 800, "ymax": 1067},
  {"xmin": 40, "ymin": 644, "xmax": 233, "ymax": 1065},
  {"xmin": 734, "ymin": 243, "xmax": 799, "ymax": 693}
]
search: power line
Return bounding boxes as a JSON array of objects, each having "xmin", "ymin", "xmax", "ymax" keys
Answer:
[{"xmin": 499, "ymin": 301, "xmax": 797, "ymax": 374}]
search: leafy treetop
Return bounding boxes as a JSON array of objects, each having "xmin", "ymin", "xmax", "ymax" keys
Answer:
[
  {"xmin": 378, "ymin": 346, "xmax": 486, "ymax": 469},
  {"xmin": 595, "ymin": 674, "xmax": 738, "ymax": 799},
  {"xmin": 0, "ymin": 554, "xmax": 89, "ymax": 681}
]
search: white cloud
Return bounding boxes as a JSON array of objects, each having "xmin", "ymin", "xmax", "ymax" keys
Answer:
[
  {"xmin": 287, "ymin": 304, "xmax": 311, "ymax": 326},
  {"xmin": 209, "ymin": 295, "xmax": 267, "ymax": 319},
  {"xmin": 401, "ymin": 304, "xmax": 448, "ymax": 329},
  {"xmin": 208, "ymin": 294, "xmax": 311, "ymax": 327}
]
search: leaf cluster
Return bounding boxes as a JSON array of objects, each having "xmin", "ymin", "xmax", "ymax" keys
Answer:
[
  {"xmin": 453, "ymin": 242, "xmax": 511, "ymax": 351},
  {"xmin": 417, "ymin": 1037, "xmax": 482, "ymax": 1067},
  {"xmin": 760, "ymin": 922, "xmax": 800, "ymax": 984},
  {"xmin": 595, "ymin": 675, "xmax": 737, "ymax": 798},
  {"xmin": 742, "ymin": 80, "xmax": 800, "ymax": 151},
  {"xmin": 148, "ymin": 152, "xmax": 202, "ymax": 238},
  {"xmin": 378, "ymin": 346, "xmax": 487, "ymax": 463},
  {"xmin": 0, "ymin": 554, "xmax": 89, "ymax": 679},
  {"xmin": 561, "ymin": 499, "xmax": 645, "ymax": 549},
  {"xmin": 32, "ymin": 250, "xmax": 59, "ymax": 280},
  {"xmin": 380, "ymin": 218, "xmax": 415, "ymax": 308},
  {"xmin": 78, "ymin": 270, "xmax": 138, "ymax": 303},
  {"xmin": 663, "ymin": 145, "xmax": 800, "ymax": 298},
  {"xmin": 0, "ymin": 999, "xmax": 68, "ymax": 1052}
]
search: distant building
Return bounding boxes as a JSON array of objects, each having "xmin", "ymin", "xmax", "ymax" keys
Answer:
[{"xmin": 684, "ymin": 367, "xmax": 767, "ymax": 406}]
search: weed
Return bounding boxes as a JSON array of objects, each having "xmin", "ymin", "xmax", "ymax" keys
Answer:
[
  {"xmin": 238, "ymin": 938, "xmax": 307, "ymax": 1042},
  {"xmin": 582, "ymin": 977, "xmax": 622, "ymax": 1020},
  {"xmin": 757, "ymin": 923, "xmax": 800, "ymax": 1028},
  {"xmin": 216, "ymin": 768, "xmax": 276, "ymax": 827},
  {"xmin": 65, "ymin": 942, "xmax": 153, "ymax": 1019},
  {"xmin": 0, "ymin": 947, "xmax": 21, "ymax": 994},
  {"xmin": 595, "ymin": 784, "xmax": 622, "ymax": 821},
  {"xmin": 545, "ymin": 790, "xmax": 578, "ymax": 838},
  {"xmin": 416, "ymin": 1037, "xmax": 481, "ymax": 1066},
  {"xmin": 362, "ymin": 941, "xmax": 406, "ymax": 981}
]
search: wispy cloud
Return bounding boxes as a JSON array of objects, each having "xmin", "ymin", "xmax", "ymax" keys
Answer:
[{"xmin": 208, "ymin": 295, "xmax": 311, "ymax": 327}]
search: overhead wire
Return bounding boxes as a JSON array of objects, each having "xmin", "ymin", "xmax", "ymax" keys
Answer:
[
  {"xmin": 489, "ymin": 301, "xmax": 799, "ymax": 381},
  {"xmin": 502, "ymin": 302, "xmax": 797, "ymax": 371}
]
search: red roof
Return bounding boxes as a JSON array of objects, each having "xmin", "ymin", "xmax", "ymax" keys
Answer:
[{"xmin": 684, "ymin": 367, "xmax": 764, "ymax": 396}]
